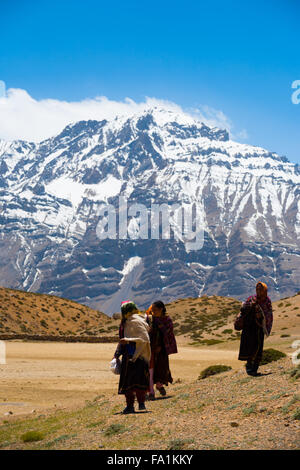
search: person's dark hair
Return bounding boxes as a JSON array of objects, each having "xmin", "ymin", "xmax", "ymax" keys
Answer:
[
  {"xmin": 120, "ymin": 300, "xmax": 137, "ymax": 324},
  {"xmin": 152, "ymin": 300, "xmax": 166, "ymax": 316}
]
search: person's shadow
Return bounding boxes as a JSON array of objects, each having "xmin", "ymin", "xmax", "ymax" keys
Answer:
[
  {"xmin": 151, "ymin": 395, "xmax": 173, "ymax": 401},
  {"xmin": 250, "ymin": 372, "xmax": 272, "ymax": 377},
  {"xmin": 113, "ymin": 410, "xmax": 153, "ymax": 415}
]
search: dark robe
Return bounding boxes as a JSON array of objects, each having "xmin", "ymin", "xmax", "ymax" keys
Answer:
[{"xmin": 234, "ymin": 302, "xmax": 265, "ymax": 363}]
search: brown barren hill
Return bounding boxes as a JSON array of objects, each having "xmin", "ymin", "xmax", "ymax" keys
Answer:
[
  {"xmin": 0, "ymin": 287, "xmax": 299, "ymax": 348},
  {"xmin": 0, "ymin": 286, "xmax": 119, "ymax": 337}
]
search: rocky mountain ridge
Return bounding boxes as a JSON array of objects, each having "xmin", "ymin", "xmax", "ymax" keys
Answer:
[{"xmin": 0, "ymin": 106, "xmax": 299, "ymax": 314}]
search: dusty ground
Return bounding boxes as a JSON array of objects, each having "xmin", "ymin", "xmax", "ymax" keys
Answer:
[
  {"xmin": 0, "ymin": 339, "xmax": 242, "ymax": 418},
  {"xmin": 0, "ymin": 346, "xmax": 299, "ymax": 450}
]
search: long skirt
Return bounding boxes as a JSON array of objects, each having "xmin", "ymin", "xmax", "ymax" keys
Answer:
[
  {"xmin": 238, "ymin": 323, "xmax": 264, "ymax": 363},
  {"xmin": 153, "ymin": 348, "xmax": 173, "ymax": 386},
  {"xmin": 118, "ymin": 351, "xmax": 149, "ymax": 395}
]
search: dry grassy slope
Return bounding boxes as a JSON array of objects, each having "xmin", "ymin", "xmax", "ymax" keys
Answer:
[
  {"xmin": 0, "ymin": 287, "xmax": 116, "ymax": 336},
  {"xmin": 164, "ymin": 292, "xmax": 300, "ymax": 348},
  {"xmin": 165, "ymin": 295, "xmax": 242, "ymax": 345},
  {"xmin": 0, "ymin": 287, "xmax": 299, "ymax": 344},
  {"xmin": 0, "ymin": 356, "xmax": 299, "ymax": 450}
]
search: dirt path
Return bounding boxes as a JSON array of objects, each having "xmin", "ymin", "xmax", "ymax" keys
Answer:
[{"xmin": 0, "ymin": 340, "xmax": 242, "ymax": 418}]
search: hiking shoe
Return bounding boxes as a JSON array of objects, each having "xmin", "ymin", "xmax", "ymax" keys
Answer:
[
  {"xmin": 138, "ymin": 403, "xmax": 146, "ymax": 411},
  {"xmin": 157, "ymin": 386, "xmax": 166, "ymax": 396},
  {"xmin": 122, "ymin": 405, "xmax": 135, "ymax": 414}
]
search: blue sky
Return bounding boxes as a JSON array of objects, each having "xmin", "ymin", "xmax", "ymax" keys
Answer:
[{"xmin": 0, "ymin": 0, "xmax": 299, "ymax": 163}]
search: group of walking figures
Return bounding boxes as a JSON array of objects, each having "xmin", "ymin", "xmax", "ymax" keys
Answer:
[{"xmin": 113, "ymin": 281, "xmax": 273, "ymax": 414}]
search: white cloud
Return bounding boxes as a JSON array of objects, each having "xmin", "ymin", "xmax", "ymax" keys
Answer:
[
  {"xmin": 0, "ymin": 81, "xmax": 5, "ymax": 97},
  {"xmin": 187, "ymin": 104, "xmax": 249, "ymax": 141},
  {"xmin": 0, "ymin": 84, "xmax": 247, "ymax": 143}
]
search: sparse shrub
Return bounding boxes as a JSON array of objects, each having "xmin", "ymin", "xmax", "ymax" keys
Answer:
[
  {"xmin": 199, "ymin": 364, "xmax": 232, "ymax": 380},
  {"xmin": 104, "ymin": 423, "xmax": 126, "ymax": 436},
  {"xmin": 21, "ymin": 431, "xmax": 44, "ymax": 442},
  {"xmin": 260, "ymin": 348, "xmax": 286, "ymax": 365},
  {"xmin": 243, "ymin": 404, "xmax": 256, "ymax": 416},
  {"xmin": 293, "ymin": 408, "xmax": 300, "ymax": 420},
  {"xmin": 168, "ymin": 438, "xmax": 193, "ymax": 450},
  {"xmin": 199, "ymin": 339, "xmax": 223, "ymax": 346},
  {"xmin": 282, "ymin": 395, "xmax": 299, "ymax": 414}
]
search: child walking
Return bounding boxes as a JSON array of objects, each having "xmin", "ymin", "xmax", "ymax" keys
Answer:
[{"xmin": 114, "ymin": 300, "xmax": 151, "ymax": 414}]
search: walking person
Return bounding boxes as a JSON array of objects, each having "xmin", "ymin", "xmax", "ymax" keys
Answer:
[
  {"xmin": 145, "ymin": 300, "xmax": 178, "ymax": 399},
  {"xmin": 234, "ymin": 281, "xmax": 273, "ymax": 376},
  {"xmin": 114, "ymin": 300, "xmax": 151, "ymax": 414}
]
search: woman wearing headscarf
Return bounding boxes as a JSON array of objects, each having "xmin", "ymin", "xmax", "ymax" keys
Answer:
[
  {"xmin": 113, "ymin": 300, "xmax": 151, "ymax": 414},
  {"xmin": 145, "ymin": 300, "xmax": 178, "ymax": 399},
  {"xmin": 234, "ymin": 281, "xmax": 273, "ymax": 376}
]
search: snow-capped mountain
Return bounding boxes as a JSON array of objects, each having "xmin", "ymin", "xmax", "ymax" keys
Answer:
[{"xmin": 0, "ymin": 106, "xmax": 299, "ymax": 314}]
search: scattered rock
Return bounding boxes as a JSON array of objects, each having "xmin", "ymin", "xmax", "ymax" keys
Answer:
[{"xmin": 230, "ymin": 422, "xmax": 239, "ymax": 427}]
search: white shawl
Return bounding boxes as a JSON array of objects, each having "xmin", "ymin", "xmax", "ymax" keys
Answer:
[{"xmin": 123, "ymin": 313, "xmax": 151, "ymax": 364}]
